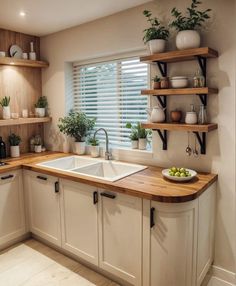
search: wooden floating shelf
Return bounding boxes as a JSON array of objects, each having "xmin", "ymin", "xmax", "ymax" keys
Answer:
[
  {"xmin": 141, "ymin": 87, "xmax": 218, "ymax": 96},
  {"xmin": 0, "ymin": 117, "xmax": 52, "ymax": 127},
  {"xmin": 0, "ymin": 57, "xmax": 49, "ymax": 68},
  {"xmin": 141, "ymin": 122, "xmax": 218, "ymax": 133},
  {"xmin": 140, "ymin": 47, "xmax": 218, "ymax": 64}
]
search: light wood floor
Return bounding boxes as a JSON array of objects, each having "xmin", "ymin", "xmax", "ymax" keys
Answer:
[{"xmin": 0, "ymin": 239, "xmax": 119, "ymax": 286}]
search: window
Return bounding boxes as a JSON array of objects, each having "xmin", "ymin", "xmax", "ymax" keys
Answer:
[{"xmin": 73, "ymin": 57, "xmax": 148, "ymax": 147}]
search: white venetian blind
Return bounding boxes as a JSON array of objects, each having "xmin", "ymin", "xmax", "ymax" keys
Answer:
[{"xmin": 73, "ymin": 57, "xmax": 148, "ymax": 147}]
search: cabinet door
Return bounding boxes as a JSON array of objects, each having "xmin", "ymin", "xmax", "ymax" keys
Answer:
[
  {"xmin": 60, "ymin": 179, "xmax": 98, "ymax": 265},
  {"xmin": 143, "ymin": 200, "xmax": 198, "ymax": 286},
  {"xmin": 99, "ymin": 190, "xmax": 142, "ymax": 286},
  {"xmin": 0, "ymin": 170, "xmax": 26, "ymax": 246},
  {"xmin": 26, "ymin": 171, "xmax": 61, "ymax": 246}
]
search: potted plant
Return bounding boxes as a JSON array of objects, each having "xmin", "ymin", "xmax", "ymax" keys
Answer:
[
  {"xmin": 126, "ymin": 123, "xmax": 139, "ymax": 149},
  {"xmin": 35, "ymin": 96, "xmax": 48, "ymax": 117},
  {"xmin": 170, "ymin": 0, "xmax": 211, "ymax": 50},
  {"xmin": 58, "ymin": 110, "xmax": 96, "ymax": 155},
  {"xmin": 152, "ymin": 76, "xmax": 161, "ymax": 89},
  {"xmin": 88, "ymin": 137, "xmax": 100, "ymax": 158},
  {"xmin": 8, "ymin": 133, "xmax": 21, "ymax": 158},
  {"xmin": 143, "ymin": 10, "xmax": 169, "ymax": 54},
  {"xmin": 0, "ymin": 96, "xmax": 11, "ymax": 119},
  {"xmin": 34, "ymin": 135, "xmax": 42, "ymax": 153}
]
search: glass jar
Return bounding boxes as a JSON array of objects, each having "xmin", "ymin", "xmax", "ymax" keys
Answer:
[
  {"xmin": 198, "ymin": 105, "xmax": 208, "ymax": 124},
  {"xmin": 193, "ymin": 70, "xmax": 205, "ymax": 88}
]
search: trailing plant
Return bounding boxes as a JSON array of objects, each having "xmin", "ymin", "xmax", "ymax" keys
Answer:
[
  {"xmin": 8, "ymin": 133, "xmax": 21, "ymax": 146},
  {"xmin": 126, "ymin": 122, "xmax": 151, "ymax": 140},
  {"xmin": 88, "ymin": 137, "xmax": 99, "ymax": 146},
  {"xmin": 58, "ymin": 110, "xmax": 96, "ymax": 142},
  {"xmin": 170, "ymin": 0, "xmax": 211, "ymax": 31},
  {"xmin": 35, "ymin": 96, "xmax": 48, "ymax": 108},
  {"xmin": 152, "ymin": 75, "xmax": 161, "ymax": 82},
  {"xmin": 0, "ymin": 96, "xmax": 10, "ymax": 107},
  {"xmin": 143, "ymin": 10, "xmax": 169, "ymax": 43}
]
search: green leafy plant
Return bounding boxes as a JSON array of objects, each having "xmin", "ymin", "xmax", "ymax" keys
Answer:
[
  {"xmin": 143, "ymin": 10, "xmax": 169, "ymax": 43},
  {"xmin": 58, "ymin": 110, "xmax": 96, "ymax": 142},
  {"xmin": 170, "ymin": 0, "xmax": 211, "ymax": 31},
  {"xmin": 8, "ymin": 133, "xmax": 21, "ymax": 146},
  {"xmin": 34, "ymin": 135, "xmax": 42, "ymax": 146},
  {"xmin": 88, "ymin": 137, "xmax": 99, "ymax": 146},
  {"xmin": 35, "ymin": 96, "xmax": 48, "ymax": 108},
  {"xmin": 152, "ymin": 75, "xmax": 161, "ymax": 82},
  {"xmin": 126, "ymin": 122, "xmax": 151, "ymax": 140},
  {"xmin": 0, "ymin": 96, "xmax": 10, "ymax": 107}
]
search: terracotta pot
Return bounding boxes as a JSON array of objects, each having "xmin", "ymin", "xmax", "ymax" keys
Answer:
[
  {"xmin": 160, "ymin": 77, "xmax": 169, "ymax": 89},
  {"xmin": 153, "ymin": 82, "xmax": 161, "ymax": 89},
  {"xmin": 170, "ymin": 110, "xmax": 182, "ymax": 123}
]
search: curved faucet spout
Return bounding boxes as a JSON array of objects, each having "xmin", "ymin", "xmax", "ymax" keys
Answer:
[{"xmin": 93, "ymin": 128, "xmax": 112, "ymax": 160}]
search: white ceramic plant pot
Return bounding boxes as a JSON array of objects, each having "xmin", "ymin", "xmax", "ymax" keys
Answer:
[
  {"xmin": 90, "ymin": 146, "xmax": 100, "ymax": 158},
  {"xmin": 10, "ymin": 146, "xmax": 20, "ymax": 158},
  {"xmin": 131, "ymin": 140, "xmax": 138, "ymax": 149},
  {"xmin": 3, "ymin": 106, "xmax": 10, "ymax": 119},
  {"xmin": 75, "ymin": 141, "xmax": 86, "ymax": 155},
  {"xmin": 35, "ymin": 108, "xmax": 45, "ymax": 118},
  {"xmin": 34, "ymin": 145, "xmax": 42, "ymax": 153},
  {"xmin": 176, "ymin": 30, "xmax": 201, "ymax": 50},
  {"xmin": 148, "ymin": 39, "xmax": 166, "ymax": 54},
  {"xmin": 139, "ymin": 138, "xmax": 147, "ymax": 150}
]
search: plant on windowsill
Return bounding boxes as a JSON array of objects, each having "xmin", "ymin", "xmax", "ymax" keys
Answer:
[
  {"xmin": 58, "ymin": 110, "xmax": 96, "ymax": 155},
  {"xmin": 169, "ymin": 0, "xmax": 211, "ymax": 50},
  {"xmin": 35, "ymin": 96, "xmax": 48, "ymax": 118},
  {"xmin": 143, "ymin": 9, "xmax": 169, "ymax": 54},
  {"xmin": 0, "ymin": 96, "xmax": 11, "ymax": 119},
  {"xmin": 9, "ymin": 133, "xmax": 21, "ymax": 158},
  {"xmin": 88, "ymin": 137, "xmax": 100, "ymax": 158},
  {"xmin": 126, "ymin": 122, "xmax": 151, "ymax": 150}
]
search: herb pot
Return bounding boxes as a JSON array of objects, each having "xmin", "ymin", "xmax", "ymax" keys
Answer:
[
  {"xmin": 90, "ymin": 146, "xmax": 100, "ymax": 158},
  {"xmin": 10, "ymin": 146, "xmax": 20, "ymax": 158},
  {"xmin": 35, "ymin": 108, "xmax": 45, "ymax": 118},
  {"xmin": 148, "ymin": 39, "xmax": 166, "ymax": 54},
  {"xmin": 74, "ymin": 141, "xmax": 86, "ymax": 155},
  {"xmin": 139, "ymin": 138, "xmax": 147, "ymax": 150},
  {"xmin": 160, "ymin": 77, "xmax": 169, "ymax": 89},
  {"xmin": 176, "ymin": 30, "xmax": 200, "ymax": 50},
  {"xmin": 131, "ymin": 140, "xmax": 138, "ymax": 149},
  {"xmin": 3, "ymin": 106, "xmax": 10, "ymax": 119},
  {"xmin": 35, "ymin": 145, "xmax": 42, "ymax": 153},
  {"xmin": 153, "ymin": 81, "xmax": 161, "ymax": 89}
]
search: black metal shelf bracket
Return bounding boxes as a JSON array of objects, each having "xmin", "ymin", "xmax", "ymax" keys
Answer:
[
  {"xmin": 155, "ymin": 129, "xmax": 168, "ymax": 150},
  {"xmin": 193, "ymin": 132, "xmax": 206, "ymax": 154},
  {"xmin": 155, "ymin": 61, "xmax": 167, "ymax": 77},
  {"xmin": 196, "ymin": 56, "xmax": 207, "ymax": 79},
  {"xmin": 197, "ymin": 94, "xmax": 207, "ymax": 106}
]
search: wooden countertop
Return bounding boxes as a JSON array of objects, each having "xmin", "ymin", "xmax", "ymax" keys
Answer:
[{"xmin": 1, "ymin": 152, "xmax": 217, "ymax": 203}]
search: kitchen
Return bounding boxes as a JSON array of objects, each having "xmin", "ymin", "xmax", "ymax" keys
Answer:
[{"xmin": 0, "ymin": 0, "xmax": 234, "ymax": 286}]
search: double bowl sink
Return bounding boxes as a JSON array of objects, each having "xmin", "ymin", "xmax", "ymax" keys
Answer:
[{"xmin": 37, "ymin": 156, "xmax": 147, "ymax": 182}]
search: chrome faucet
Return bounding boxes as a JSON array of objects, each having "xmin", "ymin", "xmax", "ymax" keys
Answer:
[{"xmin": 93, "ymin": 128, "xmax": 112, "ymax": 160}]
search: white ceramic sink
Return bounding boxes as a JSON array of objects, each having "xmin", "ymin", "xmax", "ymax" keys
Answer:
[{"xmin": 37, "ymin": 156, "xmax": 147, "ymax": 182}]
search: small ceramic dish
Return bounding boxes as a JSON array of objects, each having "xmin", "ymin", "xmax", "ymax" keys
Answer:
[{"xmin": 170, "ymin": 76, "xmax": 188, "ymax": 88}]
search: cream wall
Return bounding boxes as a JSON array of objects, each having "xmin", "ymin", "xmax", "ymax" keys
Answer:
[{"xmin": 40, "ymin": 0, "xmax": 236, "ymax": 274}]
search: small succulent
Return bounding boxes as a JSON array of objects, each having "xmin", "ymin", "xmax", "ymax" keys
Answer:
[
  {"xmin": 35, "ymin": 96, "xmax": 48, "ymax": 108},
  {"xmin": 0, "ymin": 96, "xmax": 10, "ymax": 107},
  {"xmin": 8, "ymin": 133, "xmax": 21, "ymax": 146}
]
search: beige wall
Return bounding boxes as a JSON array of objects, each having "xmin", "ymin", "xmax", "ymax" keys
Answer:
[{"xmin": 41, "ymin": 0, "xmax": 236, "ymax": 273}]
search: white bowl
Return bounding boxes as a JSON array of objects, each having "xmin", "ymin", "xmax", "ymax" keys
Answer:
[
  {"xmin": 162, "ymin": 169, "xmax": 197, "ymax": 182},
  {"xmin": 170, "ymin": 77, "xmax": 188, "ymax": 88}
]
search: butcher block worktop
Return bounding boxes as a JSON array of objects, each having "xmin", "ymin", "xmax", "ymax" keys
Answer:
[{"xmin": 1, "ymin": 152, "xmax": 217, "ymax": 203}]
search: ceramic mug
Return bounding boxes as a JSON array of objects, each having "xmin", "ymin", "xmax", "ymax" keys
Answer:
[
  {"xmin": 22, "ymin": 53, "xmax": 28, "ymax": 60},
  {"xmin": 185, "ymin": 112, "xmax": 197, "ymax": 124}
]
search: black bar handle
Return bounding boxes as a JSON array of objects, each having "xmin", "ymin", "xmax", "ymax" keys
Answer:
[
  {"xmin": 37, "ymin": 175, "xmax": 48, "ymax": 181},
  {"xmin": 55, "ymin": 181, "xmax": 59, "ymax": 193},
  {"xmin": 1, "ymin": 174, "xmax": 14, "ymax": 180},
  {"xmin": 93, "ymin": 191, "xmax": 98, "ymax": 204},
  {"xmin": 150, "ymin": 207, "xmax": 155, "ymax": 229},
  {"xmin": 100, "ymin": 192, "xmax": 116, "ymax": 199}
]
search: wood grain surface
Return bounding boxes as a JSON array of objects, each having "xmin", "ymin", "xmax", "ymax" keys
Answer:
[{"xmin": 0, "ymin": 152, "xmax": 217, "ymax": 203}]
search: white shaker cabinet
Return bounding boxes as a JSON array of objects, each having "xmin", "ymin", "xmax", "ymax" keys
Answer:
[
  {"xmin": 143, "ymin": 183, "xmax": 216, "ymax": 286},
  {"xmin": 0, "ymin": 170, "xmax": 26, "ymax": 246},
  {"xmin": 24, "ymin": 170, "xmax": 61, "ymax": 246},
  {"xmin": 98, "ymin": 190, "xmax": 142, "ymax": 286},
  {"xmin": 60, "ymin": 179, "xmax": 99, "ymax": 265}
]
